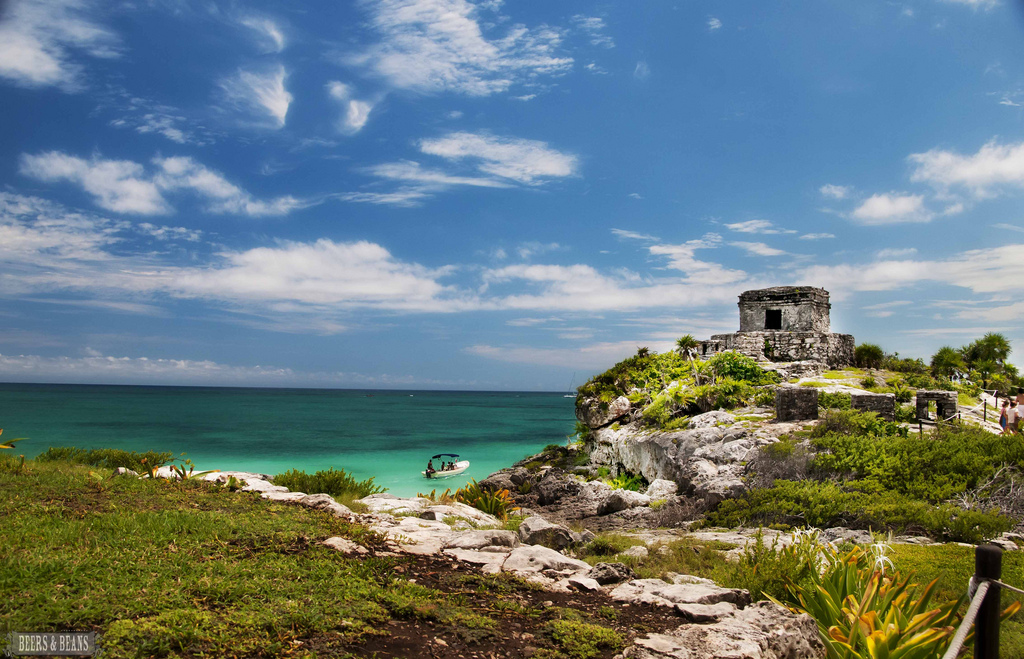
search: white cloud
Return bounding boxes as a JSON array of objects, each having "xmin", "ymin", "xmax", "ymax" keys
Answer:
[
  {"xmin": 584, "ymin": 62, "xmax": 607, "ymax": 75},
  {"xmin": 516, "ymin": 242, "xmax": 561, "ymax": 259},
  {"xmin": 648, "ymin": 234, "xmax": 748, "ymax": 285},
  {"xmin": 633, "ymin": 61, "xmax": 650, "ymax": 80},
  {"xmin": 992, "ymin": 223, "xmax": 1024, "ymax": 233},
  {"xmin": 326, "ymin": 81, "xmax": 376, "ymax": 134},
  {"xmin": 850, "ymin": 193, "xmax": 932, "ymax": 224},
  {"xmin": 611, "ymin": 228, "xmax": 658, "ymax": 242},
  {"xmin": 218, "ymin": 65, "xmax": 292, "ymax": 128},
  {"xmin": 572, "ymin": 15, "xmax": 614, "ymax": 48},
  {"xmin": 731, "ymin": 241, "xmax": 787, "ymax": 257},
  {"xmin": 19, "ymin": 151, "xmax": 170, "ymax": 215},
  {"xmin": 338, "ymin": 189, "xmax": 435, "ymax": 207},
  {"xmin": 939, "ymin": 0, "xmax": 998, "ymax": 9},
  {"xmin": 724, "ymin": 219, "xmax": 796, "ymax": 234},
  {"xmin": 0, "ymin": 0, "xmax": 120, "ymax": 90},
  {"xmin": 909, "ymin": 139, "xmax": 1024, "ymax": 199},
  {"xmin": 20, "ymin": 151, "xmax": 305, "ymax": 216},
  {"xmin": 875, "ymin": 247, "xmax": 917, "ymax": 258},
  {"xmin": 238, "ymin": 15, "xmax": 286, "ymax": 53},
  {"xmin": 346, "ymin": 0, "xmax": 573, "ymax": 96},
  {"xmin": 418, "ymin": 132, "xmax": 578, "ymax": 184},
  {"xmin": 799, "ymin": 233, "xmax": 835, "ymax": 240},
  {"xmin": 467, "ymin": 340, "xmax": 675, "ymax": 370},
  {"xmin": 174, "ymin": 239, "xmax": 464, "ymax": 312},
  {"xmin": 363, "ymin": 160, "xmax": 511, "ymax": 188},
  {"xmin": 819, "ymin": 183, "xmax": 852, "ymax": 199},
  {"xmin": 707, "ymin": 17, "xmax": 723, "ymax": 31}
]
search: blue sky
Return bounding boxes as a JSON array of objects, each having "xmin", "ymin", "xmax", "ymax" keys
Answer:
[{"xmin": 2, "ymin": 0, "xmax": 1024, "ymax": 390}]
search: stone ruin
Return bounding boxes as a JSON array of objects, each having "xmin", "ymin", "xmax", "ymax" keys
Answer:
[
  {"xmin": 851, "ymin": 392, "xmax": 896, "ymax": 422},
  {"xmin": 775, "ymin": 386, "xmax": 819, "ymax": 422},
  {"xmin": 915, "ymin": 390, "xmax": 958, "ymax": 423},
  {"xmin": 698, "ymin": 286, "xmax": 855, "ymax": 369}
]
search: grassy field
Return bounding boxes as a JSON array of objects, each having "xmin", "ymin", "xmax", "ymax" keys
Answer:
[{"xmin": 0, "ymin": 458, "xmax": 673, "ymax": 658}]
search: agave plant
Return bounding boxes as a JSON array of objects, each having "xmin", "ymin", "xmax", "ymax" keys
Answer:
[
  {"xmin": 169, "ymin": 457, "xmax": 219, "ymax": 481},
  {"xmin": 417, "ymin": 487, "xmax": 457, "ymax": 504},
  {"xmin": 775, "ymin": 545, "xmax": 1020, "ymax": 659},
  {"xmin": 456, "ymin": 479, "xmax": 520, "ymax": 521},
  {"xmin": 0, "ymin": 428, "xmax": 26, "ymax": 450}
]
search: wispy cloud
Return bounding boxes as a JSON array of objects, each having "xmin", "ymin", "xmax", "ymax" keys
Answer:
[
  {"xmin": 572, "ymin": 15, "xmax": 614, "ymax": 48},
  {"xmin": 238, "ymin": 15, "xmax": 286, "ymax": 53},
  {"xmin": 938, "ymin": 0, "xmax": 999, "ymax": 9},
  {"xmin": 0, "ymin": 0, "xmax": 120, "ymax": 91},
  {"xmin": 799, "ymin": 233, "xmax": 835, "ymax": 241},
  {"xmin": 707, "ymin": 17, "xmax": 723, "ymax": 31},
  {"xmin": 419, "ymin": 132, "xmax": 578, "ymax": 184},
  {"xmin": 218, "ymin": 65, "xmax": 292, "ymax": 128},
  {"xmin": 20, "ymin": 151, "xmax": 306, "ymax": 216},
  {"xmin": 819, "ymin": 183, "xmax": 852, "ymax": 199},
  {"xmin": 611, "ymin": 228, "xmax": 658, "ymax": 242},
  {"xmin": 362, "ymin": 160, "xmax": 510, "ymax": 188},
  {"xmin": 327, "ymin": 81, "xmax": 376, "ymax": 134},
  {"xmin": 850, "ymin": 192, "xmax": 932, "ymax": 224},
  {"xmin": 731, "ymin": 241, "xmax": 787, "ymax": 257},
  {"xmin": 724, "ymin": 219, "xmax": 796, "ymax": 234},
  {"xmin": 345, "ymin": 0, "xmax": 573, "ymax": 97}
]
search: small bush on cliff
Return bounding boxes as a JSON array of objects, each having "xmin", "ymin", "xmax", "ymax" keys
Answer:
[
  {"xmin": 706, "ymin": 352, "xmax": 781, "ymax": 386},
  {"xmin": 817, "ymin": 392, "xmax": 851, "ymax": 410},
  {"xmin": 273, "ymin": 467, "xmax": 385, "ymax": 501},
  {"xmin": 36, "ymin": 446, "xmax": 173, "ymax": 473},
  {"xmin": 705, "ymin": 480, "xmax": 1010, "ymax": 543}
]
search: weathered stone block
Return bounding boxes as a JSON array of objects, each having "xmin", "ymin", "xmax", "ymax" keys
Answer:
[
  {"xmin": 776, "ymin": 386, "xmax": 819, "ymax": 422},
  {"xmin": 915, "ymin": 390, "xmax": 958, "ymax": 422},
  {"xmin": 851, "ymin": 392, "xmax": 896, "ymax": 421}
]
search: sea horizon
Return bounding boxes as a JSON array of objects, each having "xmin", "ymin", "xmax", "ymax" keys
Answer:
[{"xmin": 0, "ymin": 383, "xmax": 577, "ymax": 497}]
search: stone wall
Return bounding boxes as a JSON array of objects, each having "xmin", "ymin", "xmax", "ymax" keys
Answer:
[
  {"xmin": 776, "ymin": 386, "xmax": 819, "ymax": 422},
  {"xmin": 699, "ymin": 331, "xmax": 854, "ymax": 368},
  {"xmin": 738, "ymin": 287, "xmax": 831, "ymax": 333},
  {"xmin": 851, "ymin": 392, "xmax": 896, "ymax": 421}
]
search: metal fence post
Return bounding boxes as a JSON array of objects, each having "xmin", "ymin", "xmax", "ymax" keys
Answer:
[{"xmin": 975, "ymin": 544, "xmax": 1002, "ymax": 659}]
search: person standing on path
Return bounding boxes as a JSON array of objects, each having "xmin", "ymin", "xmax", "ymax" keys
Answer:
[
  {"xmin": 1000, "ymin": 400, "xmax": 1009, "ymax": 434},
  {"xmin": 1007, "ymin": 400, "xmax": 1020, "ymax": 435}
]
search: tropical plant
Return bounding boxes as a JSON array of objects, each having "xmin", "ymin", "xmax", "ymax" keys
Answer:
[
  {"xmin": 455, "ymin": 479, "xmax": 519, "ymax": 521},
  {"xmin": 675, "ymin": 334, "xmax": 699, "ymax": 356},
  {"xmin": 0, "ymin": 429, "xmax": 27, "ymax": 474},
  {"xmin": 168, "ymin": 456, "xmax": 219, "ymax": 481},
  {"xmin": 635, "ymin": 346, "xmax": 651, "ymax": 358},
  {"xmin": 854, "ymin": 344, "xmax": 885, "ymax": 369},
  {"xmin": 418, "ymin": 488, "xmax": 457, "ymax": 504},
  {"xmin": 775, "ymin": 545, "xmax": 1020, "ymax": 659},
  {"xmin": 273, "ymin": 467, "xmax": 385, "ymax": 499},
  {"xmin": 930, "ymin": 346, "xmax": 966, "ymax": 380},
  {"xmin": 607, "ymin": 473, "xmax": 645, "ymax": 491},
  {"xmin": 0, "ymin": 429, "xmax": 26, "ymax": 450}
]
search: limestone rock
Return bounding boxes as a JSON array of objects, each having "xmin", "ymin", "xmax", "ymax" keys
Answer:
[
  {"xmin": 598, "ymin": 489, "xmax": 651, "ymax": 515},
  {"xmin": 502, "ymin": 545, "xmax": 592, "ymax": 577},
  {"xmin": 369, "ymin": 516, "xmax": 455, "ymax": 555},
  {"xmin": 645, "ymin": 478, "xmax": 679, "ymax": 500},
  {"xmin": 587, "ymin": 562, "xmax": 637, "ymax": 585},
  {"xmin": 577, "ymin": 395, "xmax": 632, "ymax": 429},
  {"xmin": 567, "ymin": 575, "xmax": 602, "ymax": 592},
  {"xmin": 518, "ymin": 516, "xmax": 576, "ymax": 550},
  {"xmin": 622, "ymin": 545, "xmax": 649, "ymax": 560},
  {"xmin": 443, "ymin": 548, "xmax": 510, "ymax": 574},
  {"xmin": 821, "ymin": 527, "xmax": 874, "ymax": 546},
  {"xmin": 624, "ymin": 601, "xmax": 823, "ymax": 659},
  {"xmin": 610, "ymin": 578, "xmax": 751, "ymax": 609},
  {"xmin": 675, "ymin": 601, "xmax": 739, "ymax": 623},
  {"xmin": 445, "ymin": 530, "xmax": 520, "ymax": 551},
  {"xmin": 112, "ymin": 467, "xmax": 138, "ymax": 477},
  {"xmin": 300, "ymin": 493, "xmax": 353, "ymax": 519},
  {"xmin": 534, "ymin": 469, "xmax": 583, "ymax": 506},
  {"xmin": 688, "ymin": 411, "xmax": 737, "ymax": 430},
  {"xmin": 240, "ymin": 478, "xmax": 288, "ymax": 493},
  {"xmin": 323, "ymin": 537, "xmax": 368, "ymax": 554},
  {"xmin": 260, "ymin": 491, "xmax": 307, "ymax": 502}
]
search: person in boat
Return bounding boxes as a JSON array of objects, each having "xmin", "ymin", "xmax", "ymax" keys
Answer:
[{"xmin": 426, "ymin": 459, "xmax": 435, "ymax": 474}]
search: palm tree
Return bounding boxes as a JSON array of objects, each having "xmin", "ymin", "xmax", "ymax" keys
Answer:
[
  {"xmin": 675, "ymin": 334, "xmax": 699, "ymax": 356},
  {"xmin": 930, "ymin": 346, "xmax": 965, "ymax": 379}
]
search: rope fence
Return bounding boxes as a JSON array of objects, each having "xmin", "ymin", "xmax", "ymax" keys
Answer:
[{"xmin": 939, "ymin": 545, "xmax": 1022, "ymax": 659}]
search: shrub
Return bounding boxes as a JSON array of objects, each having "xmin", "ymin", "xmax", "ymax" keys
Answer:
[
  {"xmin": 817, "ymin": 392, "xmax": 851, "ymax": 410},
  {"xmin": 860, "ymin": 375, "xmax": 877, "ymax": 389},
  {"xmin": 746, "ymin": 437, "xmax": 811, "ymax": 489},
  {"xmin": 809, "ymin": 409, "xmax": 905, "ymax": 439},
  {"xmin": 854, "ymin": 343, "xmax": 885, "ymax": 369},
  {"xmin": 273, "ymin": 467, "xmax": 385, "ymax": 500},
  {"xmin": 895, "ymin": 403, "xmax": 916, "ymax": 423},
  {"xmin": 706, "ymin": 352, "xmax": 781, "ymax": 385},
  {"xmin": 36, "ymin": 446, "xmax": 173, "ymax": 473},
  {"xmin": 607, "ymin": 473, "xmax": 645, "ymax": 491},
  {"xmin": 706, "ymin": 480, "xmax": 1011, "ymax": 543},
  {"xmin": 753, "ymin": 387, "xmax": 776, "ymax": 407}
]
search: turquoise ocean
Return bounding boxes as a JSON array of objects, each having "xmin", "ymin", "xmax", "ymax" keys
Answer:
[{"xmin": 1, "ymin": 384, "xmax": 577, "ymax": 497}]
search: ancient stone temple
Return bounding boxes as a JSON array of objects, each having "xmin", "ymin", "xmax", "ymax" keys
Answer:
[{"xmin": 698, "ymin": 286, "xmax": 855, "ymax": 368}]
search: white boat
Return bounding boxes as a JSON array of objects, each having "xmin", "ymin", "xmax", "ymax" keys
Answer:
[{"xmin": 422, "ymin": 453, "xmax": 470, "ymax": 479}]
